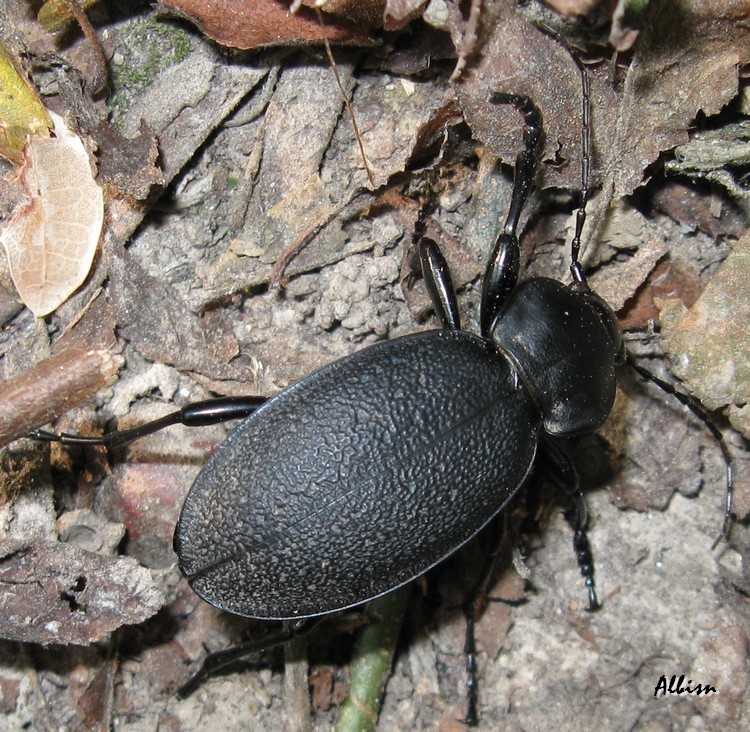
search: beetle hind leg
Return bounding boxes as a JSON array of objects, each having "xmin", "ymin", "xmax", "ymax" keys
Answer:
[
  {"xmin": 177, "ymin": 617, "xmax": 324, "ymax": 698},
  {"xmin": 459, "ymin": 515, "xmax": 506, "ymax": 726},
  {"xmin": 29, "ymin": 395, "xmax": 268, "ymax": 448}
]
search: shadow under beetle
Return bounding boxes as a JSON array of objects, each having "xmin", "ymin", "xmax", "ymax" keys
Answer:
[{"xmin": 33, "ymin": 32, "xmax": 735, "ymax": 729}]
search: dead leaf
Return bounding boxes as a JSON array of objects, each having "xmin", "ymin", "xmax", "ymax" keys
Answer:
[
  {"xmin": 0, "ymin": 44, "xmax": 52, "ymax": 164},
  {"xmin": 651, "ymin": 180, "xmax": 748, "ymax": 239},
  {"xmin": 454, "ymin": 2, "xmax": 610, "ymax": 191},
  {"xmin": 605, "ymin": 373, "xmax": 707, "ymax": 512},
  {"xmin": 37, "ymin": 0, "xmax": 102, "ymax": 33},
  {"xmin": 611, "ymin": 0, "xmax": 750, "ymax": 197},
  {"xmin": 93, "ymin": 120, "xmax": 164, "ymax": 201},
  {"xmin": 658, "ymin": 235, "xmax": 750, "ymax": 438},
  {"xmin": 541, "ymin": 0, "xmax": 602, "ymax": 14},
  {"xmin": 110, "ymin": 252, "xmax": 252, "ymax": 382},
  {"xmin": 72, "ymin": 660, "xmax": 116, "ymax": 730},
  {"xmin": 454, "ymin": 0, "xmax": 750, "ymax": 211},
  {"xmin": 158, "ymin": 0, "xmax": 377, "ymax": 50},
  {"xmin": 308, "ymin": 0, "xmax": 387, "ymax": 26},
  {"xmin": 0, "ymin": 540, "xmax": 167, "ymax": 645},
  {"xmin": 609, "ymin": 0, "xmax": 647, "ymax": 51},
  {"xmin": 618, "ymin": 258, "xmax": 703, "ymax": 331},
  {"xmin": 585, "ymin": 202, "xmax": 670, "ymax": 310},
  {"xmin": 384, "ymin": 0, "xmax": 429, "ymax": 30},
  {"xmin": 0, "ymin": 111, "xmax": 104, "ymax": 317},
  {"xmin": 694, "ymin": 626, "xmax": 749, "ymax": 726}
]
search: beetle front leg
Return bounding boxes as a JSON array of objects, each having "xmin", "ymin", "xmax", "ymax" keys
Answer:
[{"xmin": 480, "ymin": 93, "xmax": 543, "ymax": 337}]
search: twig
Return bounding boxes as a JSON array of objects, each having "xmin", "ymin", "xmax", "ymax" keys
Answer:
[
  {"xmin": 334, "ymin": 587, "xmax": 410, "ymax": 731},
  {"xmin": 268, "ymin": 188, "xmax": 364, "ymax": 286},
  {"xmin": 0, "ymin": 348, "xmax": 123, "ymax": 447},
  {"xmin": 316, "ymin": 9, "xmax": 376, "ymax": 188},
  {"xmin": 58, "ymin": 0, "xmax": 109, "ymax": 95}
]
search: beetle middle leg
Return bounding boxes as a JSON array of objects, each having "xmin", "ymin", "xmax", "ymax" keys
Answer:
[{"xmin": 537, "ymin": 438, "xmax": 600, "ymax": 611}]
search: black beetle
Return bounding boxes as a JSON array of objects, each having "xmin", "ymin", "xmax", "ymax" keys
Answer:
[
  {"xmin": 32, "ymin": 36, "xmax": 733, "ymax": 727},
  {"xmin": 37, "ymin": 91, "xmax": 618, "ymax": 618},
  {"xmin": 33, "ymin": 90, "xmax": 617, "ymax": 723}
]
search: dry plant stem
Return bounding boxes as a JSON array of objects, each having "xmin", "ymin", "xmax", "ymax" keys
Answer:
[
  {"xmin": 450, "ymin": 0, "xmax": 484, "ymax": 81},
  {"xmin": 284, "ymin": 634, "xmax": 312, "ymax": 732},
  {"xmin": 58, "ymin": 286, "xmax": 103, "ymax": 338},
  {"xmin": 316, "ymin": 8, "xmax": 376, "ymax": 188},
  {"xmin": 0, "ymin": 348, "xmax": 122, "ymax": 446},
  {"xmin": 58, "ymin": 0, "xmax": 109, "ymax": 94},
  {"xmin": 268, "ymin": 189, "xmax": 364, "ymax": 286}
]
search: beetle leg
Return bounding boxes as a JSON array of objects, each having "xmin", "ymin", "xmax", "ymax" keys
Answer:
[
  {"xmin": 177, "ymin": 616, "xmax": 324, "ymax": 698},
  {"xmin": 29, "ymin": 395, "xmax": 267, "ymax": 448},
  {"xmin": 626, "ymin": 353, "xmax": 735, "ymax": 547},
  {"xmin": 418, "ymin": 236, "xmax": 461, "ymax": 330},
  {"xmin": 480, "ymin": 93, "xmax": 543, "ymax": 337},
  {"xmin": 460, "ymin": 515, "xmax": 505, "ymax": 726},
  {"xmin": 538, "ymin": 439, "xmax": 600, "ymax": 611}
]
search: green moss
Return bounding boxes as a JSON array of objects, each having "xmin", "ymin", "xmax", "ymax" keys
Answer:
[{"xmin": 109, "ymin": 15, "xmax": 192, "ymax": 115}]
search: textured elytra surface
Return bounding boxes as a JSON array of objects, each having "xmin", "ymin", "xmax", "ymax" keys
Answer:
[{"xmin": 176, "ymin": 329, "xmax": 540, "ymax": 619}]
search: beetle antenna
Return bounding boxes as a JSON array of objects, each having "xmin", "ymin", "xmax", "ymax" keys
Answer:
[
  {"xmin": 625, "ymin": 353, "xmax": 734, "ymax": 547},
  {"xmin": 533, "ymin": 23, "xmax": 590, "ymax": 289},
  {"xmin": 535, "ymin": 23, "xmax": 735, "ymax": 544},
  {"xmin": 569, "ymin": 50, "xmax": 590, "ymax": 289}
]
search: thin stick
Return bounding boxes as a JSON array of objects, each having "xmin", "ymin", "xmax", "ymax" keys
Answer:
[
  {"xmin": 316, "ymin": 9, "xmax": 376, "ymax": 188},
  {"xmin": 0, "ymin": 348, "xmax": 122, "ymax": 447},
  {"xmin": 58, "ymin": 0, "xmax": 109, "ymax": 95}
]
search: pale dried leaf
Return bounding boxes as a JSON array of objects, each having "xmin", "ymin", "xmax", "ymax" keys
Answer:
[{"xmin": 0, "ymin": 111, "xmax": 104, "ymax": 317}]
